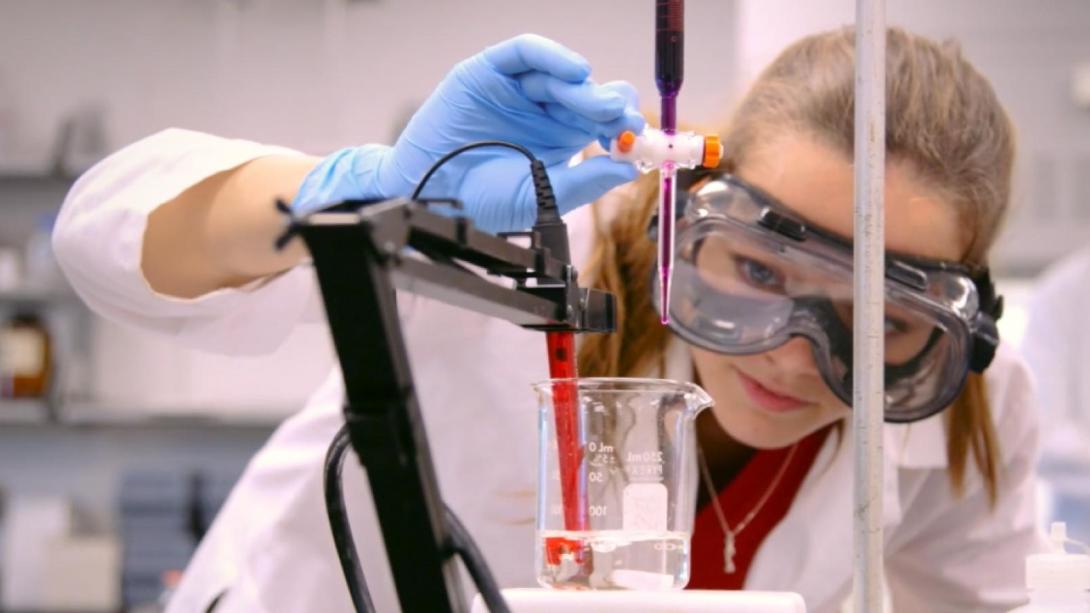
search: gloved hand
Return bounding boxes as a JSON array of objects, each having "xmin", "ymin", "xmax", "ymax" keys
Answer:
[{"xmin": 293, "ymin": 34, "xmax": 644, "ymax": 233}]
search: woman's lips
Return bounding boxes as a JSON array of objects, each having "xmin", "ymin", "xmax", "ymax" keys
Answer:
[{"xmin": 735, "ymin": 369, "xmax": 811, "ymax": 413}]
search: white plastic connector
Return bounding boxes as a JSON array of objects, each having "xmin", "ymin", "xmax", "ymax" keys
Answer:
[
  {"xmin": 1024, "ymin": 522, "xmax": 1090, "ymax": 592},
  {"xmin": 609, "ymin": 128, "xmax": 722, "ymax": 173}
]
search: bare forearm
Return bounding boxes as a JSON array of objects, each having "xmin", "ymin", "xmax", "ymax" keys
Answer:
[{"xmin": 142, "ymin": 155, "xmax": 319, "ymax": 298}]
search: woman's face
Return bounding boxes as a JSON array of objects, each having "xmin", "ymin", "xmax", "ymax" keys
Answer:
[{"xmin": 690, "ymin": 132, "xmax": 964, "ymax": 449}]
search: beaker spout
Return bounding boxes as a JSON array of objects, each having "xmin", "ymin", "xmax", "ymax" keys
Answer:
[{"xmin": 678, "ymin": 381, "xmax": 713, "ymax": 417}]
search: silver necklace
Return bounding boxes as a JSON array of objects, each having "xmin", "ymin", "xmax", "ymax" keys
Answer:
[{"xmin": 696, "ymin": 442, "xmax": 799, "ymax": 574}]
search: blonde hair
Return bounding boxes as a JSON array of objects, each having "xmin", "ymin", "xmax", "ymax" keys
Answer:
[{"xmin": 579, "ymin": 27, "xmax": 1013, "ymax": 504}]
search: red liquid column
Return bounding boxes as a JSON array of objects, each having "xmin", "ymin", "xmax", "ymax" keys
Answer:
[{"xmin": 546, "ymin": 331, "xmax": 585, "ymax": 532}]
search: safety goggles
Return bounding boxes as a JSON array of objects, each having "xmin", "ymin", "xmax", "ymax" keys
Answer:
[{"xmin": 654, "ymin": 173, "xmax": 1003, "ymax": 423}]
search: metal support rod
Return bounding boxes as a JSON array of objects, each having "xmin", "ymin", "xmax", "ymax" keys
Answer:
[{"xmin": 852, "ymin": 0, "xmax": 886, "ymax": 611}]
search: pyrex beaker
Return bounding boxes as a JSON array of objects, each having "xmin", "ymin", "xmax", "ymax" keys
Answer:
[{"xmin": 532, "ymin": 377, "xmax": 713, "ymax": 590}]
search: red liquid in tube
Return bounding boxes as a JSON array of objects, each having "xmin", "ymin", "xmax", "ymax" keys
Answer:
[{"xmin": 544, "ymin": 331, "xmax": 587, "ymax": 566}]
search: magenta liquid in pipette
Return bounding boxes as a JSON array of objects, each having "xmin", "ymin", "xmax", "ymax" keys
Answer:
[
  {"xmin": 659, "ymin": 162, "xmax": 676, "ymax": 325},
  {"xmin": 656, "ymin": 0, "xmax": 683, "ymax": 324},
  {"xmin": 655, "ymin": 1, "xmax": 684, "ymax": 102}
]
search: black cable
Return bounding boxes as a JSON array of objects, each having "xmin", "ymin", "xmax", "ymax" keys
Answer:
[
  {"xmin": 326, "ymin": 425, "xmax": 512, "ymax": 613},
  {"xmin": 412, "ymin": 141, "xmax": 536, "ymax": 200},
  {"xmin": 444, "ymin": 505, "xmax": 512, "ymax": 613},
  {"xmin": 525, "ymin": 157, "xmax": 570, "ymax": 265},
  {"xmin": 324, "ymin": 424, "xmax": 376, "ymax": 613},
  {"xmin": 410, "ymin": 140, "xmax": 569, "ymax": 268}
]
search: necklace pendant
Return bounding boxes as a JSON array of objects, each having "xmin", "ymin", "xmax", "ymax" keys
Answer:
[{"xmin": 723, "ymin": 531, "xmax": 737, "ymax": 574}]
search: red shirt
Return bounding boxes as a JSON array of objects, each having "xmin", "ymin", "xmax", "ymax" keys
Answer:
[{"xmin": 687, "ymin": 427, "xmax": 831, "ymax": 590}]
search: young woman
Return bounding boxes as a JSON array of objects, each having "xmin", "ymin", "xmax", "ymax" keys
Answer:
[
  {"xmin": 575, "ymin": 26, "xmax": 1048, "ymax": 611},
  {"xmin": 54, "ymin": 30, "xmax": 1043, "ymax": 613}
]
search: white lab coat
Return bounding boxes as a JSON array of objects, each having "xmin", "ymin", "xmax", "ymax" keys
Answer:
[
  {"xmin": 54, "ymin": 129, "xmax": 1047, "ymax": 613},
  {"xmin": 1020, "ymin": 247, "xmax": 1090, "ymax": 530},
  {"xmin": 1022, "ymin": 248, "xmax": 1090, "ymax": 457}
]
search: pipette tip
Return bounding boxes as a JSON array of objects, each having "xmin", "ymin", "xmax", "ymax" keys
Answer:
[{"xmin": 659, "ymin": 266, "xmax": 671, "ymax": 325}]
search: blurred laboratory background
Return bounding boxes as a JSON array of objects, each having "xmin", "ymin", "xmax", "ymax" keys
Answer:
[{"xmin": 0, "ymin": 0, "xmax": 1088, "ymax": 610}]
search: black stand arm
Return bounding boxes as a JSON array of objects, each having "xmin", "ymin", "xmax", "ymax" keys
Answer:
[{"xmin": 288, "ymin": 198, "xmax": 614, "ymax": 613}]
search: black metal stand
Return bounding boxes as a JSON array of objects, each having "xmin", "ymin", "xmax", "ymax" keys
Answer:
[{"xmin": 289, "ymin": 198, "xmax": 614, "ymax": 613}]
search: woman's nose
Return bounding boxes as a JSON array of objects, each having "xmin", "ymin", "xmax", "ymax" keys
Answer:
[{"xmin": 762, "ymin": 337, "xmax": 820, "ymax": 376}]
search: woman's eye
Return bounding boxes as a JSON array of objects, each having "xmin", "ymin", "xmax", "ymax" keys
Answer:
[{"xmin": 737, "ymin": 257, "xmax": 784, "ymax": 291}]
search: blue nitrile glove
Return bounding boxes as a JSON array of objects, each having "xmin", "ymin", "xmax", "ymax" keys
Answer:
[{"xmin": 292, "ymin": 34, "xmax": 644, "ymax": 233}]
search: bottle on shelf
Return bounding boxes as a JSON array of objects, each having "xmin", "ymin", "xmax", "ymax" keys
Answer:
[
  {"xmin": 0, "ymin": 247, "xmax": 20, "ymax": 292},
  {"xmin": 0, "ymin": 311, "xmax": 52, "ymax": 399}
]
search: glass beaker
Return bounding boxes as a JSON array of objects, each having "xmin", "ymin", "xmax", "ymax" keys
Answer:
[{"xmin": 532, "ymin": 377, "xmax": 713, "ymax": 590}]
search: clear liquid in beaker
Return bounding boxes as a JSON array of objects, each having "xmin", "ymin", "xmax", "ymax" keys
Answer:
[
  {"xmin": 538, "ymin": 529, "xmax": 690, "ymax": 590},
  {"xmin": 533, "ymin": 378, "xmax": 711, "ymax": 591}
]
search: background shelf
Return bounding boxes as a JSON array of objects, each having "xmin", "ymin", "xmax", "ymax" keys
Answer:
[
  {"xmin": 0, "ymin": 288, "xmax": 82, "ymax": 307},
  {"xmin": 0, "ymin": 399, "xmax": 289, "ymax": 429}
]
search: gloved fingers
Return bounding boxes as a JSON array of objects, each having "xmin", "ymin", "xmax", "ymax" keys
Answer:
[
  {"xmin": 600, "ymin": 80, "xmax": 640, "ymax": 109},
  {"xmin": 519, "ymin": 73, "xmax": 628, "ymax": 123},
  {"xmin": 539, "ymin": 103, "xmax": 599, "ymax": 136},
  {"xmin": 592, "ymin": 81, "xmax": 646, "ymax": 149},
  {"xmin": 580, "ymin": 80, "xmax": 641, "ymax": 129},
  {"xmin": 595, "ymin": 110, "xmax": 646, "ymax": 151},
  {"xmin": 483, "ymin": 34, "xmax": 590, "ymax": 82},
  {"xmin": 525, "ymin": 77, "xmax": 645, "ymax": 144},
  {"xmin": 596, "ymin": 107, "xmax": 645, "ymax": 145},
  {"xmin": 540, "ymin": 103, "xmax": 644, "ymax": 148},
  {"xmin": 549, "ymin": 155, "xmax": 639, "ymax": 214}
]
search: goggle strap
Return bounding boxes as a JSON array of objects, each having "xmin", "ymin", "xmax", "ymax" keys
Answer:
[
  {"xmin": 969, "ymin": 315, "xmax": 1000, "ymax": 373},
  {"xmin": 966, "ymin": 267, "xmax": 1002, "ymax": 373},
  {"xmin": 971, "ymin": 267, "xmax": 1003, "ymax": 320}
]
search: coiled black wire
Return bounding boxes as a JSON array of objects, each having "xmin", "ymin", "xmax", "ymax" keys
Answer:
[
  {"xmin": 325, "ymin": 424, "xmax": 512, "ymax": 613},
  {"xmin": 324, "ymin": 423, "xmax": 376, "ymax": 613},
  {"xmin": 444, "ymin": 502, "xmax": 511, "ymax": 613}
]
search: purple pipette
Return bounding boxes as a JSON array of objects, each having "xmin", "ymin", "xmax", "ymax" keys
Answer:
[{"xmin": 656, "ymin": 0, "xmax": 683, "ymax": 325}]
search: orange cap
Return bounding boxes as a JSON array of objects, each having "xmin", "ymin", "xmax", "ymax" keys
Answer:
[
  {"xmin": 702, "ymin": 134, "xmax": 722, "ymax": 168},
  {"xmin": 617, "ymin": 130, "xmax": 637, "ymax": 154}
]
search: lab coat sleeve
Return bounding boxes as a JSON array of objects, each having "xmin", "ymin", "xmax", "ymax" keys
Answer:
[
  {"xmin": 884, "ymin": 354, "xmax": 1047, "ymax": 612},
  {"xmin": 53, "ymin": 128, "xmax": 321, "ymax": 355},
  {"xmin": 1021, "ymin": 250, "xmax": 1090, "ymax": 429},
  {"xmin": 1021, "ymin": 289, "xmax": 1065, "ymax": 421}
]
